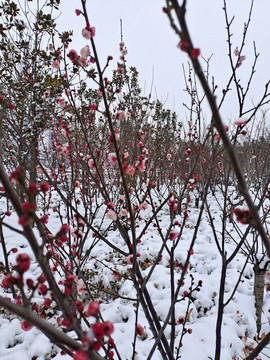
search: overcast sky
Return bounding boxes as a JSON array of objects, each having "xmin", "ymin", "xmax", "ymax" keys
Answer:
[{"xmin": 58, "ymin": 0, "xmax": 270, "ymax": 124}]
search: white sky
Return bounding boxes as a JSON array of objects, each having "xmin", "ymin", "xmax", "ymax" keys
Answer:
[{"xmin": 58, "ymin": 0, "xmax": 270, "ymax": 125}]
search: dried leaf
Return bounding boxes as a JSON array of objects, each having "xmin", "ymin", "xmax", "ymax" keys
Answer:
[{"xmin": 186, "ymin": 308, "xmax": 193, "ymax": 322}]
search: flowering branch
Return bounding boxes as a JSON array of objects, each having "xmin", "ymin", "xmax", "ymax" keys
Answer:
[{"xmin": 165, "ymin": 0, "xmax": 270, "ymax": 259}]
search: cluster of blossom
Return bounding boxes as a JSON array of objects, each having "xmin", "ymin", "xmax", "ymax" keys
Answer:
[
  {"xmin": 8, "ymin": 168, "xmax": 50, "ymax": 226},
  {"xmin": 234, "ymin": 47, "xmax": 246, "ymax": 68},
  {"xmin": 106, "ymin": 124, "xmax": 149, "ymax": 181},
  {"xmin": 233, "ymin": 207, "xmax": 252, "ymax": 224},
  {"xmin": 119, "ymin": 41, "xmax": 128, "ymax": 58},
  {"xmin": 179, "ymin": 40, "xmax": 200, "ymax": 59},
  {"xmin": 50, "ymin": 13, "xmax": 96, "ymax": 71},
  {"xmin": 73, "ymin": 301, "xmax": 115, "ymax": 360},
  {"xmin": 2, "ymin": 253, "xmax": 31, "ymax": 289}
]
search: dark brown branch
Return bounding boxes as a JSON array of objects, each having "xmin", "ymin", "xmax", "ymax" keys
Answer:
[{"xmin": 0, "ymin": 296, "xmax": 79, "ymax": 351}]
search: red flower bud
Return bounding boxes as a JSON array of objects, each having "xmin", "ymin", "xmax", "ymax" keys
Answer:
[
  {"xmin": 10, "ymin": 167, "xmax": 25, "ymax": 181},
  {"xmin": 2, "ymin": 274, "xmax": 17, "ymax": 289},
  {"xmin": 87, "ymin": 301, "xmax": 100, "ymax": 317},
  {"xmin": 39, "ymin": 284, "xmax": 48, "ymax": 295},
  {"xmin": 93, "ymin": 322, "xmax": 105, "ymax": 340},
  {"xmin": 179, "ymin": 41, "xmax": 191, "ymax": 52},
  {"xmin": 29, "ymin": 183, "xmax": 39, "ymax": 195},
  {"xmin": 19, "ymin": 214, "xmax": 31, "ymax": 226},
  {"xmin": 21, "ymin": 320, "xmax": 33, "ymax": 331},
  {"xmin": 22, "ymin": 202, "xmax": 37, "ymax": 212},
  {"xmin": 16, "ymin": 253, "xmax": 31, "ymax": 274},
  {"xmin": 73, "ymin": 350, "xmax": 88, "ymax": 360},
  {"xmin": 40, "ymin": 181, "xmax": 50, "ymax": 194},
  {"xmin": 136, "ymin": 323, "xmax": 144, "ymax": 336},
  {"xmin": 191, "ymin": 48, "xmax": 200, "ymax": 59},
  {"xmin": 103, "ymin": 321, "xmax": 114, "ymax": 336}
]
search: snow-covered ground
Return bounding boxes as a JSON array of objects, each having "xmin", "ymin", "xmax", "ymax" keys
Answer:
[{"xmin": 0, "ymin": 185, "xmax": 270, "ymax": 360}]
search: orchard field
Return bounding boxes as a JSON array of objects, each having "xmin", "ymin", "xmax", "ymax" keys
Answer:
[{"xmin": 0, "ymin": 1, "xmax": 270, "ymax": 360}]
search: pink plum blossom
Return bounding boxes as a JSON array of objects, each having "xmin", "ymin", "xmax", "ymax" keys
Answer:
[
  {"xmin": 52, "ymin": 60, "xmax": 60, "ymax": 69},
  {"xmin": 234, "ymin": 118, "xmax": 247, "ymax": 126},
  {"xmin": 116, "ymin": 111, "xmax": 125, "ymax": 121},
  {"xmin": 67, "ymin": 49, "xmax": 78, "ymax": 62},
  {"xmin": 35, "ymin": 165, "xmax": 43, "ymax": 174},
  {"xmin": 139, "ymin": 201, "xmax": 148, "ymax": 210},
  {"xmin": 43, "ymin": 89, "xmax": 50, "ymax": 98},
  {"xmin": 126, "ymin": 255, "xmax": 133, "ymax": 264},
  {"xmin": 56, "ymin": 97, "xmax": 65, "ymax": 108},
  {"xmin": 107, "ymin": 209, "xmax": 117, "ymax": 221},
  {"xmin": 82, "ymin": 27, "xmax": 95, "ymax": 39},
  {"xmin": 71, "ymin": 227, "xmax": 83, "ymax": 239},
  {"xmin": 82, "ymin": 28, "xmax": 91, "ymax": 39},
  {"xmin": 141, "ymin": 132, "xmax": 147, "ymax": 139},
  {"xmin": 236, "ymin": 55, "xmax": 246, "ymax": 68},
  {"xmin": 78, "ymin": 57, "xmax": 87, "ymax": 67},
  {"xmin": 120, "ymin": 208, "xmax": 128, "ymax": 217},
  {"xmin": 77, "ymin": 279, "xmax": 86, "ymax": 294},
  {"xmin": 137, "ymin": 159, "xmax": 147, "ymax": 172},
  {"xmin": 107, "ymin": 202, "xmax": 115, "ymax": 209},
  {"xmin": 114, "ymin": 129, "xmax": 120, "ymax": 140},
  {"xmin": 61, "ymin": 143, "xmax": 70, "ymax": 155},
  {"xmin": 119, "ymin": 42, "xmax": 125, "ymax": 51},
  {"xmin": 234, "ymin": 47, "xmax": 240, "ymax": 56},
  {"xmin": 123, "ymin": 151, "xmax": 129, "ymax": 160},
  {"xmin": 143, "ymin": 148, "xmax": 148, "ymax": 155},
  {"xmin": 125, "ymin": 165, "xmax": 135, "ymax": 176},
  {"xmin": 80, "ymin": 45, "xmax": 90, "ymax": 59},
  {"xmin": 108, "ymin": 153, "xmax": 117, "ymax": 164},
  {"xmin": 88, "ymin": 159, "xmax": 95, "ymax": 169},
  {"xmin": 176, "ymin": 316, "xmax": 185, "ymax": 325},
  {"xmin": 117, "ymin": 67, "xmax": 124, "ymax": 75},
  {"xmin": 169, "ymin": 231, "xmax": 179, "ymax": 241}
]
